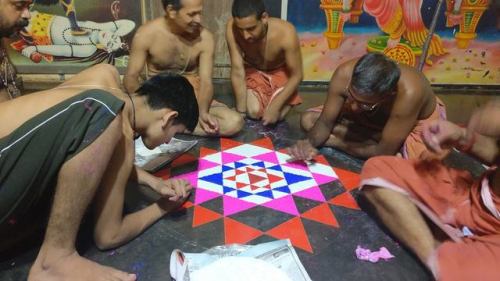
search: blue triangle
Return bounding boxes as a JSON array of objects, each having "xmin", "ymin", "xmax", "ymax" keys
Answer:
[
  {"xmin": 222, "ymin": 165, "xmax": 233, "ymax": 172},
  {"xmin": 199, "ymin": 173, "xmax": 223, "ymax": 185},
  {"xmin": 283, "ymin": 172, "xmax": 311, "ymax": 185},
  {"xmin": 223, "ymin": 186, "xmax": 235, "ymax": 194},
  {"xmin": 256, "ymin": 190, "xmax": 274, "ymax": 199},
  {"xmin": 274, "ymin": 186, "xmax": 291, "ymax": 194},
  {"xmin": 253, "ymin": 161, "xmax": 265, "ymax": 168},
  {"xmin": 237, "ymin": 190, "xmax": 252, "ymax": 198},
  {"xmin": 268, "ymin": 165, "xmax": 283, "ymax": 172},
  {"xmin": 234, "ymin": 161, "xmax": 247, "ymax": 169}
]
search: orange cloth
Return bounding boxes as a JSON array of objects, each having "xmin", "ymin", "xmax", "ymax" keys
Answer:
[
  {"xmin": 183, "ymin": 74, "xmax": 225, "ymax": 107},
  {"xmin": 245, "ymin": 67, "xmax": 302, "ymax": 116},
  {"xmin": 401, "ymin": 97, "xmax": 447, "ymax": 159},
  {"xmin": 305, "ymin": 97, "xmax": 447, "ymax": 160},
  {"xmin": 361, "ymin": 156, "xmax": 500, "ymax": 281}
]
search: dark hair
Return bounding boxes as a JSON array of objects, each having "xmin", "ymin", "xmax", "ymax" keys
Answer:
[
  {"xmin": 161, "ymin": 0, "xmax": 182, "ymax": 10},
  {"xmin": 136, "ymin": 73, "xmax": 199, "ymax": 132},
  {"xmin": 351, "ymin": 53, "xmax": 400, "ymax": 97},
  {"xmin": 232, "ymin": 0, "xmax": 266, "ymax": 19}
]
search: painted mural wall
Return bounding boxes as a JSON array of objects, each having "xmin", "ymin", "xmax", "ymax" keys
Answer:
[
  {"xmin": 287, "ymin": 0, "xmax": 499, "ymax": 85},
  {"xmin": 6, "ymin": 0, "xmax": 143, "ymax": 74}
]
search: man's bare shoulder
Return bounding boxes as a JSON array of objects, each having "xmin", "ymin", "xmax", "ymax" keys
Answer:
[
  {"xmin": 270, "ymin": 18, "xmax": 297, "ymax": 36},
  {"xmin": 397, "ymin": 64, "xmax": 430, "ymax": 99},
  {"xmin": 333, "ymin": 58, "xmax": 357, "ymax": 81},
  {"xmin": 199, "ymin": 27, "xmax": 215, "ymax": 46},
  {"xmin": 136, "ymin": 18, "xmax": 168, "ymax": 38}
]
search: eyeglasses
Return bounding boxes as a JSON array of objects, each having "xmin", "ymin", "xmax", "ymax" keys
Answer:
[{"xmin": 344, "ymin": 86, "xmax": 388, "ymax": 112}]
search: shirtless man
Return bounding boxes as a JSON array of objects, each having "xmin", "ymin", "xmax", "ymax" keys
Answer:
[
  {"xmin": 124, "ymin": 0, "xmax": 243, "ymax": 136},
  {"xmin": 226, "ymin": 0, "xmax": 303, "ymax": 126},
  {"xmin": 0, "ymin": 64, "xmax": 198, "ymax": 281},
  {"xmin": 288, "ymin": 53, "xmax": 446, "ymax": 160},
  {"xmin": 0, "ymin": 0, "xmax": 30, "ymax": 102}
]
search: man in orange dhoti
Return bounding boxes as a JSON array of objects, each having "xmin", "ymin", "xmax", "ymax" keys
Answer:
[
  {"xmin": 361, "ymin": 100, "xmax": 500, "ymax": 281},
  {"xmin": 226, "ymin": 0, "xmax": 303, "ymax": 126},
  {"xmin": 289, "ymin": 53, "xmax": 445, "ymax": 161}
]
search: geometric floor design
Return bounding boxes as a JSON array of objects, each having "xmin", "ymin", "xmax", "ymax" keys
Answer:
[{"xmin": 172, "ymin": 137, "xmax": 361, "ymax": 253}]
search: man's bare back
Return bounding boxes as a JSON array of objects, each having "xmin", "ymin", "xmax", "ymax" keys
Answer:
[{"xmin": 334, "ymin": 59, "xmax": 437, "ymax": 130}]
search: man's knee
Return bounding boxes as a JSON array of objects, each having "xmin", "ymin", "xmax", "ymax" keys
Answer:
[
  {"xmin": 362, "ymin": 186, "xmax": 387, "ymax": 206},
  {"xmin": 246, "ymin": 103, "xmax": 262, "ymax": 120},
  {"xmin": 221, "ymin": 110, "xmax": 244, "ymax": 136},
  {"xmin": 300, "ymin": 112, "xmax": 319, "ymax": 132}
]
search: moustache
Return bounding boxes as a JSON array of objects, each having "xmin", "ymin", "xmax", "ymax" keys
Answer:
[{"xmin": 16, "ymin": 19, "xmax": 29, "ymax": 28}]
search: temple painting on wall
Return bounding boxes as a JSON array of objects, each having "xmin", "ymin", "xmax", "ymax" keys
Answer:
[
  {"xmin": 287, "ymin": 0, "xmax": 499, "ymax": 85},
  {"xmin": 6, "ymin": 0, "xmax": 143, "ymax": 74}
]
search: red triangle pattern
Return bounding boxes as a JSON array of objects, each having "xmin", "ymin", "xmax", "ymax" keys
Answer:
[
  {"xmin": 171, "ymin": 153, "xmax": 197, "ymax": 167},
  {"xmin": 248, "ymin": 173, "xmax": 266, "ymax": 185},
  {"xmin": 154, "ymin": 168, "xmax": 170, "ymax": 179},
  {"xmin": 251, "ymin": 137, "xmax": 275, "ymax": 150},
  {"xmin": 226, "ymin": 175, "xmax": 237, "ymax": 182},
  {"xmin": 314, "ymin": 154, "xmax": 331, "ymax": 166},
  {"xmin": 334, "ymin": 168, "xmax": 361, "ymax": 191},
  {"xmin": 250, "ymin": 185, "xmax": 260, "ymax": 191},
  {"xmin": 301, "ymin": 203, "xmax": 339, "ymax": 227},
  {"xmin": 236, "ymin": 182, "xmax": 246, "ymax": 189},
  {"xmin": 267, "ymin": 173, "xmax": 283, "ymax": 184},
  {"xmin": 266, "ymin": 217, "xmax": 313, "ymax": 253},
  {"xmin": 200, "ymin": 147, "xmax": 218, "ymax": 158},
  {"xmin": 329, "ymin": 192, "xmax": 360, "ymax": 210},
  {"xmin": 224, "ymin": 217, "xmax": 263, "ymax": 244},
  {"xmin": 192, "ymin": 206, "xmax": 222, "ymax": 227},
  {"xmin": 221, "ymin": 138, "xmax": 243, "ymax": 150},
  {"xmin": 181, "ymin": 201, "xmax": 194, "ymax": 209}
]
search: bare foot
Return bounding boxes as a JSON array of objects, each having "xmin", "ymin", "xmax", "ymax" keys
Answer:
[{"xmin": 29, "ymin": 250, "xmax": 136, "ymax": 281}]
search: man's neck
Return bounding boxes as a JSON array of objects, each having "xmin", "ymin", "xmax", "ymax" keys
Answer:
[{"xmin": 164, "ymin": 18, "xmax": 198, "ymax": 42}]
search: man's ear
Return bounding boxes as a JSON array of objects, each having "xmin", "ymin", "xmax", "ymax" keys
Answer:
[
  {"xmin": 166, "ymin": 4, "xmax": 178, "ymax": 19},
  {"xmin": 261, "ymin": 11, "xmax": 269, "ymax": 22},
  {"xmin": 161, "ymin": 110, "xmax": 178, "ymax": 129}
]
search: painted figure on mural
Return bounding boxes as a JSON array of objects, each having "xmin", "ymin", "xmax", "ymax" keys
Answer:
[
  {"xmin": 445, "ymin": 0, "xmax": 491, "ymax": 48},
  {"xmin": 35, "ymin": 0, "xmax": 87, "ymax": 35},
  {"xmin": 363, "ymin": 0, "xmax": 447, "ymax": 63},
  {"xmin": 10, "ymin": 10, "xmax": 135, "ymax": 64}
]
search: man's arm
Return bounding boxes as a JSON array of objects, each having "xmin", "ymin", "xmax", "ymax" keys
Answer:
[
  {"xmin": 123, "ymin": 26, "xmax": 150, "ymax": 94},
  {"xmin": 93, "ymin": 135, "xmax": 189, "ymax": 250},
  {"xmin": 333, "ymin": 92, "xmax": 423, "ymax": 158},
  {"xmin": 263, "ymin": 24, "xmax": 303, "ymax": 124},
  {"xmin": 197, "ymin": 30, "xmax": 219, "ymax": 134},
  {"xmin": 307, "ymin": 68, "xmax": 347, "ymax": 147},
  {"xmin": 226, "ymin": 19, "xmax": 247, "ymax": 113},
  {"xmin": 288, "ymin": 67, "xmax": 347, "ymax": 161}
]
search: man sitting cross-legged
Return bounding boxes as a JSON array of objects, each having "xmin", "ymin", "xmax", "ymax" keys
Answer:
[
  {"xmin": 0, "ymin": 64, "xmax": 198, "ymax": 281},
  {"xmin": 124, "ymin": 0, "xmax": 243, "ymax": 136},
  {"xmin": 288, "ymin": 53, "xmax": 446, "ymax": 161},
  {"xmin": 361, "ymin": 100, "xmax": 500, "ymax": 281}
]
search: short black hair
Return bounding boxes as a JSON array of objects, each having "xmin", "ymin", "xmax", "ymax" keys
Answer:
[
  {"xmin": 136, "ymin": 73, "xmax": 199, "ymax": 132},
  {"xmin": 161, "ymin": 0, "xmax": 182, "ymax": 10},
  {"xmin": 351, "ymin": 53, "xmax": 400, "ymax": 97},
  {"xmin": 232, "ymin": 0, "xmax": 266, "ymax": 19}
]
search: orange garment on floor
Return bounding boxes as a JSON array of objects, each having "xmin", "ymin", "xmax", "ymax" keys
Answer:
[
  {"xmin": 183, "ymin": 74, "xmax": 225, "ymax": 107},
  {"xmin": 245, "ymin": 66, "xmax": 302, "ymax": 116},
  {"xmin": 361, "ymin": 156, "xmax": 500, "ymax": 281},
  {"xmin": 306, "ymin": 97, "xmax": 447, "ymax": 160}
]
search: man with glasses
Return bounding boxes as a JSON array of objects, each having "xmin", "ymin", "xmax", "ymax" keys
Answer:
[{"xmin": 288, "ymin": 53, "xmax": 446, "ymax": 160}]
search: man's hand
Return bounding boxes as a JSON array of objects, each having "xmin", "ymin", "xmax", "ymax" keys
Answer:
[
  {"xmin": 262, "ymin": 107, "xmax": 281, "ymax": 126},
  {"xmin": 287, "ymin": 139, "xmax": 318, "ymax": 161},
  {"xmin": 199, "ymin": 112, "xmax": 220, "ymax": 135},
  {"xmin": 422, "ymin": 120, "xmax": 466, "ymax": 154},
  {"xmin": 152, "ymin": 178, "xmax": 192, "ymax": 202}
]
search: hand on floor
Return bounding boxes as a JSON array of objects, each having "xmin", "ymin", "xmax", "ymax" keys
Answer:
[{"xmin": 287, "ymin": 139, "xmax": 318, "ymax": 162}]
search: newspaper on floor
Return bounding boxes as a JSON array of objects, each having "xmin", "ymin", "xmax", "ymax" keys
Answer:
[
  {"xmin": 169, "ymin": 239, "xmax": 312, "ymax": 281},
  {"xmin": 134, "ymin": 137, "xmax": 197, "ymax": 173}
]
